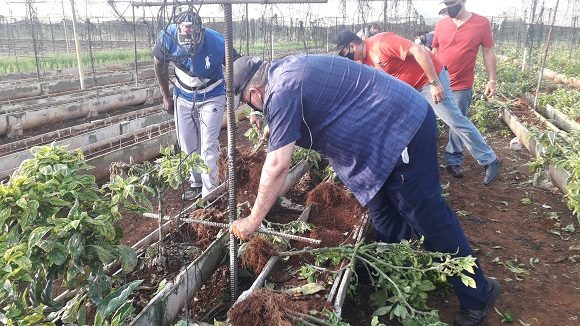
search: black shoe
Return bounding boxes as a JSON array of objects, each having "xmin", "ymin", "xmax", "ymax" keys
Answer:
[
  {"xmin": 483, "ymin": 159, "xmax": 501, "ymax": 186},
  {"xmin": 454, "ymin": 277, "xmax": 501, "ymax": 326},
  {"xmin": 182, "ymin": 187, "xmax": 202, "ymax": 200},
  {"xmin": 447, "ymin": 165, "xmax": 464, "ymax": 178}
]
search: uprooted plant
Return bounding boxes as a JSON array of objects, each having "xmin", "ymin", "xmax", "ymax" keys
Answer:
[
  {"xmin": 0, "ymin": 145, "xmax": 152, "ymax": 325},
  {"xmin": 110, "ymin": 146, "xmax": 208, "ymax": 269},
  {"xmin": 279, "ymin": 239, "xmax": 478, "ymax": 325}
]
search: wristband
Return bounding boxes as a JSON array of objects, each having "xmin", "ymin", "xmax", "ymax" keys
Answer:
[
  {"xmin": 488, "ymin": 80, "xmax": 497, "ymax": 83},
  {"xmin": 249, "ymin": 111, "xmax": 263, "ymax": 117}
]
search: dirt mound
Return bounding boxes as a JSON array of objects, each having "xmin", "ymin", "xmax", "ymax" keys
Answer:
[
  {"xmin": 228, "ymin": 288, "xmax": 301, "ymax": 326},
  {"xmin": 309, "ymin": 228, "xmax": 348, "ymax": 247},
  {"xmin": 306, "ymin": 182, "xmax": 363, "ymax": 235},
  {"xmin": 241, "ymin": 236, "xmax": 278, "ymax": 274},
  {"xmin": 189, "ymin": 207, "xmax": 226, "ymax": 247},
  {"xmin": 218, "ymin": 147, "xmax": 266, "ymax": 203}
]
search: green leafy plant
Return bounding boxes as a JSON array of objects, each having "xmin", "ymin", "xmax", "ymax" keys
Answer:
[
  {"xmin": 280, "ymin": 239, "xmax": 478, "ymax": 325},
  {"xmin": 112, "ymin": 146, "xmax": 208, "ymax": 268},
  {"xmin": 0, "ymin": 145, "xmax": 151, "ymax": 324},
  {"xmin": 528, "ymin": 129, "xmax": 580, "ymax": 221},
  {"xmin": 292, "ymin": 147, "xmax": 322, "ymax": 168}
]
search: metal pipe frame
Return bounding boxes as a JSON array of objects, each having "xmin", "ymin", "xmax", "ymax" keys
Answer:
[{"xmin": 130, "ymin": 0, "xmax": 327, "ymax": 6}]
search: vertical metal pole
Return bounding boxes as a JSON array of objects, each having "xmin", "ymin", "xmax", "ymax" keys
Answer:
[
  {"xmin": 326, "ymin": 21, "xmax": 329, "ymax": 52},
  {"xmin": 270, "ymin": 5, "xmax": 274, "ymax": 60},
  {"xmin": 98, "ymin": 18, "xmax": 103, "ymax": 50},
  {"xmin": 223, "ymin": 3, "xmax": 238, "ymax": 304},
  {"xmin": 245, "ymin": 4, "xmax": 250, "ymax": 55},
  {"xmin": 132, "ymin": 5, "xmax": 139, "ymax": 85},
  {"xmin": 383, "ymin": 0, "xmax": 387, "ymax": 28},
  {"xmin": 69, "ymin": 0, "xmax": 85, "ymax": 90},
  {"xmin": 533, "ymin": 0, "xmax": 559, "ymax": 110},
  {"xmin": 61, "ymin": 0, "xmax": 70, "ymax": 53},
  {"xmin": 26, "ymin": 1, "xmax": 41, "ymax": 80},
  {"xmin": 49, "ymin": 17, "xmax": 56, "ymax": 52}
]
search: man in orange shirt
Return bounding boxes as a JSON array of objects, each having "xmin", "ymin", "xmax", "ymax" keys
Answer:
[
  {"xmin": 333, "ymin": 30, "xmax": 501, "ymax": 185},
  {"xmin": 433, "ymin": 0, "xmax": 500, "ymax": 185}
]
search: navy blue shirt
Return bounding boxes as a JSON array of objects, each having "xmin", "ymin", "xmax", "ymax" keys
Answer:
[
  {"xmin": 265, "ymin": 55, "xmax": 428, "ymax": 205},
  {"xmin": 153, "ymin": 25, "xmax": 226, "ymax": 101}
]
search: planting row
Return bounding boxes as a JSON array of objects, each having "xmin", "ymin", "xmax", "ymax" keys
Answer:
[{"xmin": 470, "ymin": 54, "xmax": 579, "ymax": 220}]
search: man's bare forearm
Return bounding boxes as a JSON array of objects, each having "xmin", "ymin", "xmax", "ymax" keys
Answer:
[
  {"xmin": 482, "ymin": 47, "xmax": 497, "ymax": 81},
  {"xmin": 154, "ymin": 57, "xmax": 172, "ymax": 99}
]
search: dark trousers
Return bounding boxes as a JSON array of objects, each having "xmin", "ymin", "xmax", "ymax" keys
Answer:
[{"xmin": 367, "ymin": 108, "xmax": 489, "ymax": 310}]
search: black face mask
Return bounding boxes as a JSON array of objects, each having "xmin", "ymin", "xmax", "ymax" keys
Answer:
[
  {"xmin": 246, "ymin": 92, "xmax": 261, "ymax": 111},
  {"xmin": 247, "ymin": 101, "xmax": 260, "ymax": 111},
  {"xmin": 346, "ymin": 51, "xmax": 355, "ymax": 61},
  {"xmin": 447, "ymin": 2, "xmax": 462, "ymax": 18}
]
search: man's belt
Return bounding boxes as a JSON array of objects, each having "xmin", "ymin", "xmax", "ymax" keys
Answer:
[{"xmin": 175, "ymin": 74, "xmax": 220, "ymax": 92}]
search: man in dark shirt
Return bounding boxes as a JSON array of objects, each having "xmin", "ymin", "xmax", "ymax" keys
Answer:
[{"xmin": 229, "ymin": 55, "xmax": 500, "ymax": 326}]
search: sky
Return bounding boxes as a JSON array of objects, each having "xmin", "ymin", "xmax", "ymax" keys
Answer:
[{"xmin": 1, "ymin": 0, "xmax": 577, "ymax": 26}]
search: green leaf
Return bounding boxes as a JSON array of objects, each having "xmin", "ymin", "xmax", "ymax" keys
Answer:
[
  {"xmin": 0, "ymin": 207, "xmax": 11, "ymax": 227},
  {"xmin": 114, "ymin": 245, "xmax": 138, "ymax": 273},
  {"xmin": 372, "ymin": 306, "xmax": 391, "ymax": 317},
  {"xmin": 48, "ymin": 242, "xmax": 67, "ymax": 265},
  {"xmin": 66, "ymin": 233, "xmax": 83, "ymax": 261},
  {"xmin": 96, "ymin": 280, "xmax": 142, "ymax": 320},
  {"xmin": 28, "ymin": 227, "xmax": 52, "ymax": 250},
  {"xmin": 87, "ymin": 245, "xmax": 113, "ymax": 263}
]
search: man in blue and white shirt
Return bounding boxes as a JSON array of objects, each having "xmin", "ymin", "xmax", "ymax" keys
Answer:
[
  {"xmin": 153, "ymin": 11, "xmax": 238, "ymax": 200},
  {"xmin": 230, "ymin": 55, "xmax": 501, "ymax": 326}
]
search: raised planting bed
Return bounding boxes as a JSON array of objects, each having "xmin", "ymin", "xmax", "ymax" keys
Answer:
[
  {"xmin": 0, "ymin": 107, "xmax": 171, "ymax": 177},
  {"xmin": 232, "ymin": 182, "xmax": 369, "ymax": 318},
  {"xmin": 0, "ymin": 82, "xmax": 161, "ymax": 138},
  {"xmin": 121, "ymin": 149, "xmax": 313, "ymax": 325},
  {"xmin": 0, "ymin": 121, "xmax": 176, "ymax": 180},
  {"xmin": 0, "ymin": 68, "xmax": 157, "ymax": 102},
  {"xmin": 503, "ymin": 108, "xmax": 571, "ymax": 193},
  {"xmin": 542, "ymin": 68, "xmax": 580, "ymax": 89}
]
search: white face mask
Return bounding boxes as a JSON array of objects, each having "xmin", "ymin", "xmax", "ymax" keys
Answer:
[{"xmin": 415, "ymin": 38, "xmax": 422, "ymax": 44}]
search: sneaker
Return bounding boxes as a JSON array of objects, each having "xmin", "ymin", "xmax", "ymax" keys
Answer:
[
  {"xmin": 454, "ymin": 277, "xmax": 502, "ymax": 326},
  {"xmin": 182, "ymin": 187, "xmax": 202, "ymax": 201},
  {"xmin": 446, "ymin": 165, "xmax": 464, "ymax": 178},
  {"xmin": 483, "ymin": 159, "xmax": 501, "ymax": 186}
]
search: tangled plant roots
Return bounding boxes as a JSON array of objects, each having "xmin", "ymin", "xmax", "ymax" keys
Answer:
[
  {"xmin": 189, "ymin": 208, "xmax": 225, "ymax": 247},
  {"xmin": 228, "ymin": 288, "xmax": 300, "ymax": 326},
  {"xmin": 304, "ymin": 182, "xmax": 364, "ymax": 247},
  {"xmin": 218, "ymin": 147, "xmax": 265, "ymax": 190},
  {"xmin": 241, "ymin": 236, "xmax": 278, "ymax": 274},
  {"xmin": 306, "ymin": 181, "xmax": 345, "ymax": 207}
]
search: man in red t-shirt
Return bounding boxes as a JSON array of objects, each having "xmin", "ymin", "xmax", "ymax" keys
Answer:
[
  {"xmin": 433, "ymin": 0, "xmax": 501, "ymax": 185},
  {"xmin": 333, "ymin": 30, "xmax": 500, "ymax": 186}
]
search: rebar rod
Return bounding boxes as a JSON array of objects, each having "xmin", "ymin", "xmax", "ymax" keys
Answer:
[
  {"xmin": 223, "ymin": 2, "xmax": 238, "ymax": 305},
  {"xmin": 142, "ymin": 213, "xmax": 321, "ymax": 245}
]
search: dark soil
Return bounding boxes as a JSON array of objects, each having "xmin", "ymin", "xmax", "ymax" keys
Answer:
[
  {"xmin": 342, "ymin": 128, "xmax": 580, "ymax": 325},
  {"xmin": 241, "ymin": 236, "xmax": 278, "ymax": 275},
  {"xmin": 121, "ymin": 227, "xmax": 201, "ymax": 313},
  {"xmin": 218, "ymin": 147, "xmax": 266, "ymax": 204},
  {"xmin": 188, "ymin": 207, "xmax": 227, "ymax": 248},
  {"xmin": 186, "ymin": 265, "xmax": 230, "ymax": 321}
]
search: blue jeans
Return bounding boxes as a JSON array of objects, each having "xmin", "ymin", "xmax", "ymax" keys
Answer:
[
  {"xmin": 419, "ymin": 69, "xmax": 496, "ymax": 167},
  {"xmin": 367, "ymin": 109, "xmax": 490, "ymax": 310}
]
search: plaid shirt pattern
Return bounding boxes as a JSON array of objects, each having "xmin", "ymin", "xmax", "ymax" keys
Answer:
[{"xmin": 265, "ymin": 55, "xmax": 428, "ymax": 205}]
